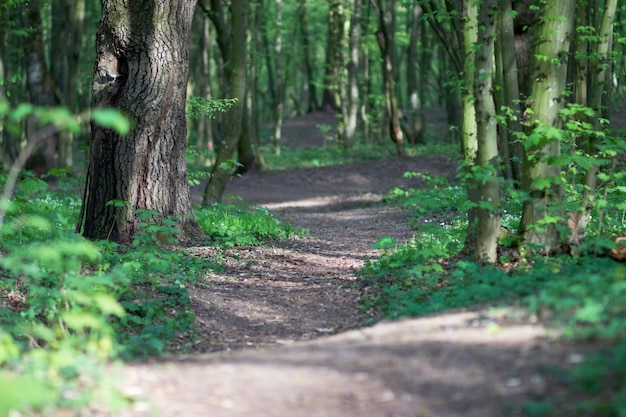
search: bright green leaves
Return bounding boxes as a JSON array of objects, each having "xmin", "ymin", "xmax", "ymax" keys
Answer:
[
  {"xmin": 187, "ymin": 96, "xmax": 238, "ymax": 120},
  {"xmin": 92, "ymin": 108, "xmax": 131, "ymax": 135}
]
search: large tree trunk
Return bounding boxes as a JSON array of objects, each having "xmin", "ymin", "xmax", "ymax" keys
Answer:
[
  {"xmin": 518, "ymin": 0, "xmax": 575, "ymax": 252},
  {"xmin": 79, "ymin": 0, "xmax": 201, "ymax": 244}
]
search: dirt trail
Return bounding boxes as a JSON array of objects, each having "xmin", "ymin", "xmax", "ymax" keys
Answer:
[{"xmin": 112, "ymin": 113, "xmax": 585, "ymax": 416}]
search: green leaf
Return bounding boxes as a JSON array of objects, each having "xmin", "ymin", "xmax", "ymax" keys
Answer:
[
  {"xmin": 373, "ymin": 236, "xmax": 398, "ymax": 250},
  {"xmin": 92, "ymin": 108, "xmax": 131, "ymax": 135},
  {"xmin": 0, "ymin": 375, "xmax": 56, "ymax": 416}
]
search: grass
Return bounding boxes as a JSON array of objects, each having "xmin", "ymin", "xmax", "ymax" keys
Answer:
[{"xmin": 258, "ymin": 142, "xmax": 457, "ymax": 171}]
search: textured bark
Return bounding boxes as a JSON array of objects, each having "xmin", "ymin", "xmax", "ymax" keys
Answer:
[
  {"xmin": 371, "ymin": 0, "xmax": 404, "ymax": 156},
  {"xmin": 518, "ymin": 0, "xmax": 575, "ymax": 252},
  {"xmin": 80, "ymin": 0, "xmax": 201, "ymax": 244},
  {"xmin": 202, "ymin": 0, "xmax": 247, "ymax": 205},
  {"xmin": 473, "ymin": 0, "xmax": 500, "ymax": 263}
]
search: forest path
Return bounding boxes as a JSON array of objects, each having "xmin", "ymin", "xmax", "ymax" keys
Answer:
[{"xmin": 114, "ymin": 113, "xmax": 583, "ymax": 417}]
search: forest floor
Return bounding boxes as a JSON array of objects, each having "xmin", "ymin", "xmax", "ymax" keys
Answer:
[{"xmin": 112, "ymin": 112, "xmax": 591, "ymax": 417}]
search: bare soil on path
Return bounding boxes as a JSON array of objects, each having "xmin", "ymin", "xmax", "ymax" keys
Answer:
[{"xmin": 115, "ymin": 113, "xmax": 587, "ymax": 417}]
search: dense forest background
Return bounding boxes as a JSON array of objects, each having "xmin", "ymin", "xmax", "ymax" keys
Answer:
[{"xmin": 2, "ymin": 0, "xmax": 626, "ymax": 415}]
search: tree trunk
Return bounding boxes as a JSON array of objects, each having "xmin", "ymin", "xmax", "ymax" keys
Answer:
[
  {"xmin": 360, "ymin": 0, "xmax": 372, "ymax": 144},
  {"xmin": 272, "ymin": 0, "xmax": 285, "ymax": 156},
  {"xmin": 372, "ymin": 0, "xmax": 404, "ymax": 156},
  {"xmin": 298, "ymin": 0, "xmax": 319, "ymax": 113},
  {"xmin": 249, "ymin": 1, "xmax": 266, "ymax": 170},
  {"xmin": 518, "ymin": 0, "xmax": 576, "ymax": 252},
  {"xmin": 322, "ymin": 0, "xmax": 342, "ymax": 111},
  {"xmin": 79, "ymin": 0, "xmax": 202, "ymax": 244},
  {"xmin": 202, "ymin": 0, "xmax": 247, "ymax": 205},
  {"xmin": 574, "ymin": 0, "xmax": 618, "ymax": 239},
  {"xmin": 339, "ymin": 0, "xmax": 360, "ymax": 148},
  {"xmin": 461, "ymin": 0, "xmax": 479, "ymax": 252},
  {"xmin": 497, "ymin": 0, "xmax": 523, "ymax": 183},
  {"xmin": 405, "ymin": 2, "xmax": 424, "ymax": 145},
  {"xmin": 473, "ymin": 0, "xmax": 500, "ymax": 263},
  {"xmin": 24, "ymin": 0, "xmax": 59, "ymax": 175}
]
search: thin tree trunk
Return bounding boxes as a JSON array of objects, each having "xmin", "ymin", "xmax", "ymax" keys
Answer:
[
  {"xmin": 405, "ymin": 2, "xmax": 424, "ymax": 145},
  {"xmin": 574, "ymin": 0, "xmax": 618, "ymax": 239},
  {"xmin": 473, "ymin": 0, "xmax": 500, "ymax": 263},
  {"xmin": 498, "ymin": 0, "xmax": 523, "ymax": 183},
  {"xmin": 360, "ymin": 0, "xmax": 371, "ymax": 144},
  {"xmin": 299, "ymin": 0, "xmax": 319, "ymax": 112},
  {"xmin": 24, "ymin": 0, "xmax": 59, "ymax": 175},
  {"xmin": 322, "ymin": 0, "xmax": 342, "ymax": 111},
  {"xmin": 342, "ymin": 0, "xmax": 361, "ymax": 148},
  {"xmin": 80, "ymin": 0, "xmax": 201, "ymax": 243},
  {"xmin": 202, "ymin": 0, "xmax": 247, "ymax": 205},
  {"xmin": 272, "ymin": 0, "xmax": 284, "ymax": 156},
  {"xmin": 371, "ymin": 0, "xmax": 404, "ymax": 156},
  {"xmin": 249, "ymin": 1, "xmax": 266, "ymax": 170},
  {"xmin": 461, "ymin": 0, "xmax": 479, "ymax": 252},
  {"xmin": 518, "ymin": 0, "xmax": 576, "ymax": 252}
]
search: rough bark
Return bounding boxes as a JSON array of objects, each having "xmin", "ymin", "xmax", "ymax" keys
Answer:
[
  {"xmin": 79, "ymin": 0, "xmax": 202, "ymax": 244},
  {"xmin": 518, "ymin": 0, "xmax": 576, "ymax": 252},
  {"xmin": 473, "ymin": 0, "xmax": 500, "ymax": 263}
]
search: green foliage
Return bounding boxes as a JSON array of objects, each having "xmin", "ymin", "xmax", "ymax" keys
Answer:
[
  {"xmin": 187, "ymin": 97, "xmax": 238, "ymax": 120},
  {"xmin": 365, "ymin": 171, "xmax": 626, "ymax": 417},
  {"xmin": 91, "ymin": 108, "xmax": 131, "ymax": 135},
  {"xmin": 196, "ymin": 201, "xmax": 297, "ymax": 247}
]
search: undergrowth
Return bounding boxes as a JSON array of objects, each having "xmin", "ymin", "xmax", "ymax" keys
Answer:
[
  {"xmin": 364, "ymin": 172, "xmax": 626, "ymax": 417},
  {"xmin": 0, "ymin": 173, "xmax": 295, "ymax": 415}
]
